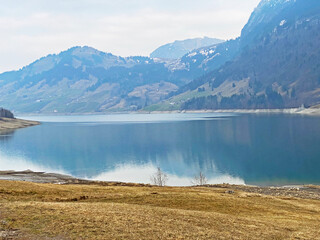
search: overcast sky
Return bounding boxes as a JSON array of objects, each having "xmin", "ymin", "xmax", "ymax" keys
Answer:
[{"xmin": 0, "ymin": 0, "xmax": 260, "ymax": 73}]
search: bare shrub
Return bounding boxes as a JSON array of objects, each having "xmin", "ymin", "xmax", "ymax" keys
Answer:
[
  {"xmin": 191, "ymin": 172, "xmax": 208, "ymax": 186},
  {"xmin": 150, "ymin": 167, "xmax": 168, "ymax": 186}
]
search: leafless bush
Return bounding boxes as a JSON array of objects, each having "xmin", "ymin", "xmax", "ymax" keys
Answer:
[
  {"xmin": 191, "ymin": 171, "xmax": 208, "ymax": 186},
  {"xmin": 150, "ymin": 167, "xmax": 168, "ymax": 186}
]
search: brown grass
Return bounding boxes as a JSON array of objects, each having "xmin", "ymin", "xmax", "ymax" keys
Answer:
[
  {"xmin": 0, "ymin": 118, "xmax": 39, "ymax": 130},
  {"xmin": 0, "ymin": 181, "xmax": 320, "ymax": 239}
]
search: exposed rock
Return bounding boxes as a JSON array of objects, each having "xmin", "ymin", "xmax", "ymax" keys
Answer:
[{"xmin": 225, "ymin": 190, "xmax": 235, "ymax": 194}]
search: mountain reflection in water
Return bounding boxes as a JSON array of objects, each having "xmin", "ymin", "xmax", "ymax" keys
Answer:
[{"xmin": 1, "ymin": 113, "xmax": 320, "ymax": 186}]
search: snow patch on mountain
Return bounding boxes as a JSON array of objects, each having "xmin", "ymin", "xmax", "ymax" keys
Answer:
[{"xmin": 279, "ymin": 20, "xmax": 286, "ymax": 26}]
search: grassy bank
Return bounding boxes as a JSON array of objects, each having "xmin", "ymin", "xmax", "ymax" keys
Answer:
[
  {"xmin": 0, "ymin": 181, "xmax": 320, "ymax": 239},
  {"xmin": 0, "ymin": 117, "xmax": 40, "ymax": 130}
]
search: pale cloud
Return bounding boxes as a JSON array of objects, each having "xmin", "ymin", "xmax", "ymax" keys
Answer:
[{"xmin": 0, "ymin": 0, "xmax": 260, "ymax": 72}]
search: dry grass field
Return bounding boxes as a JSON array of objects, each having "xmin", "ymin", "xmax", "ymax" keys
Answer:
[
  {"xmin": 0, "ymin": 118, "xmax": 39, "ymax": 130},
  {"xmin": 0, "ymin": 181, "xmax": 320, "ymax": 239}
]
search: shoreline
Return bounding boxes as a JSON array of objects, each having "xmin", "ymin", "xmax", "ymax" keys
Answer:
[
  {"xmin": 1, "ymin": 170, "xmax": 320, "ymax": 200},
  {"xmin": 15, "ymin": 107, "xmax": 320, "ymax": 116},
  {"xmin": 144, "ymin": 107, "xmax": 320, "ymax": 115},
  {"xmin": 0, "ymin": 117, "xmax": 40, "ymax": 131}
]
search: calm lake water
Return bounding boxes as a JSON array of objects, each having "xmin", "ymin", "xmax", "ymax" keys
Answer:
[{"xmin": 1, "ymin": 113, "xmax": 320, "ymax": 186}]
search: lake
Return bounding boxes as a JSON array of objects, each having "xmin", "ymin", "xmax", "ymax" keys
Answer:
[{"xmin": 1, "ymin": 113, "xmax": 320, "ymax": 186}]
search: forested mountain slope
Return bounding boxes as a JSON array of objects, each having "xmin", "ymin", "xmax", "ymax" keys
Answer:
[{"xmin": 152, "ymin": 0, "xmax": 320, "ymax": 110}]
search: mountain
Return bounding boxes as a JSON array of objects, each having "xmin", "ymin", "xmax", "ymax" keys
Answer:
[
  {"xmin": 0, "ymin": 35, "xmax": 234, "ymax": 114},
  {"xmin": 150, "ymin": 37, "xmax": 224, "ymax": 59},
  {"xmin": 0, "ymin": 46, "xmax": 199, "ymax": 113},
  {"xmin": 151, "ymin": 0, "xmax": 320, "ymax": 111},
  {"xmin": 2, "ymin": 0, "xmax": 319, "ymax": 113}
]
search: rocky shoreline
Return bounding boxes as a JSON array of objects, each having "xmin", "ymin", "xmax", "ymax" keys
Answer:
[
  {"xmin": 0, "ymin": 117, "xmax": 40, "ymax": 130},
  {"xmin": 0, "ymin": 170, "xmax": 150, "ymax": 186},
  {"xmin": 0, "ymin": 170, "xmax": 80, "ymax": 184}
]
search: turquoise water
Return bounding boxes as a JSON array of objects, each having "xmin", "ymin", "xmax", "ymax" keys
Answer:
[{"xmin": 1, "ymin": 113, "xmax": 320, "ymax": 186}]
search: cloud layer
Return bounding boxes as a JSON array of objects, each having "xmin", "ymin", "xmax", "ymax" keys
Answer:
[{"xmin": 0, "ymin": 0, "xmax": 260, "ymax": 72}]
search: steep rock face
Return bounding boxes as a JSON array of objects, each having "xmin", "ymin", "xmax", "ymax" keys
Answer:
[
  {"xmin": 150, "ymin": 37, "xmax": 224, "ymax": 59},
  {"xmin": 0, "ymin": 108, "xmax": 14, "ymax": 118},
  {"xmin": 171, "ymin": 0, "xmax": 320, "ymax": 110}
]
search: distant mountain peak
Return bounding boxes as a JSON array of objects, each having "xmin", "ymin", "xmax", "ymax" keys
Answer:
[
  {"xmin": 62, "ymin": 46, "xmax": 111, "ymax": 57},
  {"xmin": 150, "ymin": 37, "xmax": 224, "ymax": 59}
]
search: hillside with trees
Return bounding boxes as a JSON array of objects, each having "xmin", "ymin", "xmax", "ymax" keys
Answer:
[
  {"xmin": 151, "ymin": 0, "xmax": 320, "ymax": 110},
  {"xmin": 0, "ymin": 108, "xmax": 14, "ymax": 118}
]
